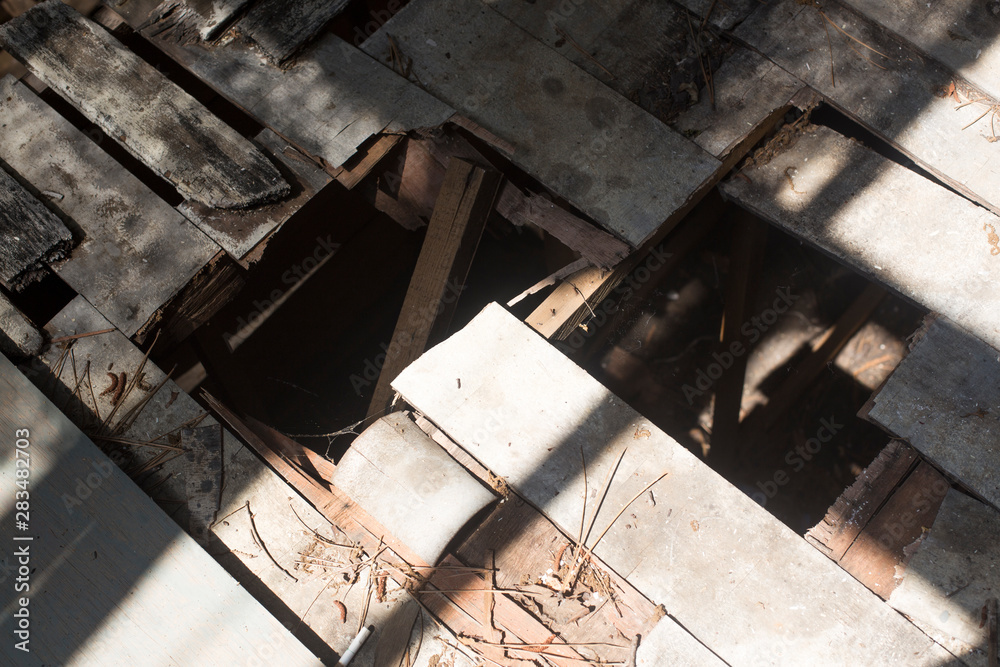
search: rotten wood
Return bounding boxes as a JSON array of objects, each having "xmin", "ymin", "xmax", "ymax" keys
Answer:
[{"xmin": 0, "ymin": 1, "xmax": 289, "ymax": 209}]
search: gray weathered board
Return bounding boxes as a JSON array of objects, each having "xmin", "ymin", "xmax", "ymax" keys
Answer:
[
  {"xmin": 889, "ymin": 489, "xmax": 999, "ymax": 666},
  {"xmin": 485, "ymin": 0, "xmax": 802, "ymax": 164},
  {"xmin": 145, "ymin": 31, "xmax": 454, "ymax": 170},
  {"xmin": 28, "ymin": 295, "xmax": 466, "ymax": 665},
  {"xmin": 867, "ymin": 317, "xmax": 1000, "ymax": 512},
  {"xmin": 839, "ymin": 0, "xmax": 1000, "ymax": 102},
  {"xmin": 235, "ymin": 0, "xmax": 351, "ymax": 64},
  {"xmin": 0, "ymin": 1, "xmax": 288, "ymax": 209},
  {"xmin": 735, "ymin": 0, "xmax": 1000, "ymax": 216},
  {"xmin": 0, "ymin": 76, "xmax": 218, "ymax": 337},
  {"xmin": 364, "ymin": 0, "xmax": 720, "ymax": 247},
  {"xmin": 331, "ymin": 412, "xmax": 496, "ymax": 565},
  {"xmin": 393, "ymin": 303, "xmax": 952, "ymax": 666},
  {"xmin": 0, "ymin": 166, "xmax": 73, "ymax": 291},
  {"xmin": 720, "ymin": 124, "xmax": 1000, "ymax": 352},
  {"xmin": 0, "ymin": 355, "xmax": 319, "ymax": 666},
  {"xmin": 139, "ymin": 0, "xmax": 252, "ymax": 41},
  {"xmin": 0, "ymin": 292, "xmax": 42, "ymax": 359}
]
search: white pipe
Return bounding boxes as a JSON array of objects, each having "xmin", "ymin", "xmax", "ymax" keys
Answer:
[{"xmin": 335, "ymin": 625, "xmax": 372, "ymax": 667}]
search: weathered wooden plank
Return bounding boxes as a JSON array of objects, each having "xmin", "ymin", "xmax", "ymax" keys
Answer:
[
  {"xmin": 675, "ymin": 0, "xmax": 759, "ymax": 30},
  {"xmin": 181, "ymin": 424, "xmax": 222, "ymax": 545},
  {"xmin": 0, "ymin": 353, "xmax": 319, "ymax": 666},
  {"xmin": 720, "ymin": 124, "xmax": 1000, "ymax": 352},
  {"xmin": 330, "ymin": 412, "xmax": 496, "ymax": 565},
  {"xmin": 734, "ymin": 0, "xmax": 1000, "ymax": 216},
  {"xmin": 363, "ymin": 0, "xmax": 721, "ymax": 247},
  {"xmin": 889, "ymin": 489, "xmax": 1000, "ymax": 664},
  {"xmin": 0, "ymin": 166, "xmax": 73, "ymax": 291},
  {"xmin": 0, "ymin": 291, "xmax": 42, "ymax": 358},
  {"xmin": 367, "ymin": 158, "xmax": 501, "ymax": 418},
  {"xmin": 0, "ymin": 1, "xmax": 288, "ymax": 209},
  {"xmin": 393, "ymin": 303, "xmax": 951, "ymax": 666},
  {"xmin": 839, "ymin": 0, "xmax": 1000, "ymax": 102},
  {"xmin": 139, "ymin": 0, "xmax": 252, "ymax": 41},
  {"xmin": 0, "ymin": 76, "xmax": 218, "ymax": 336},
  {"xmin": 837, "ymin": 461, "xmax": 950, "ymax": 599},
  {"xmin": 806, "ymin": 440, "xmax": 919, "ymax": 561},
  {"xmin": 867, "ymin": 317, "xmax": 1000, "ymax": 511},
  {"xmin": 236, "ymin": 0, "xmax": 351, "ymax": 64},
  {"xmin": 149, "ymin": 31, "xmax": 454, "ymax": 170}
]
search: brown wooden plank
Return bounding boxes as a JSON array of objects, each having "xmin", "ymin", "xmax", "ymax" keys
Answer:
[
  {"xmin": 366, "ymin": 158, "xmax": 502, "ymax": 419},
  {"xmin": 333, "ymin": 134, "xmax": 403, "ymax": 190},
  {"xmin": 710, "ymin": 213, "xmax": 768, "ymax": 463},
  {"xmin": 838, "ymin": 462, "xmax": 950, "ymax": 599},
  {"xmin": 0, "ymin": 1, "xmax": 288, "ymax": 209},
  {"xmin": 0, "ymin": 165, "xmax": 73, "ymax": 291},
  {"xmin": 235, "ymin": 0, "xmax": 351, "ymax": 64},
  {"xmin": 806, "ymin": 440, "xmax": 919, "ymax": 561}
]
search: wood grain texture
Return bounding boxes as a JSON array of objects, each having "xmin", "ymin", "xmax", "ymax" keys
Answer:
[
  {"xmin": 393, "ymin": 303, "xmax": 952, "ymax": 666},
  {"xmin": 721, "ymin": 124, "xmax": 1000, "ymax": 352},
  {"xmin": 0, "ymin": 353, "xmax": 319, "ymax": 666},
  {"xmin": 734, "ymin": 0, "xmax": 1000, "ymax": 216},
  {"xmin": 367, "ymin": 158, "xmax": 501, "ymax": 419},
  {"xmin": 806, "ymin": 440, "xmax": 919, "ymax": 561},
  {"xmin": 236, "ymin": 0, "xmax": 351, "ymax": 64},
  {"xmin": 140, "ymin": 0, "xmax": 252, "ymax": 41},
  {"xmin": 363, "ymin": 0, "xmax": 720, "ymax": 247},
  {"xmin": 0, "ymin": 290, "xmax": 42, "ymax": 358},
  {"xmin": 150, "ymin": 32, "xmax": 454, "ymax": 170},
  {"xmin": 868, "ymin": 317, "xmax": 1000, "ymax": 511},
  {"xmin": 0, "ymin": 77, "xmax": 218, "ymax": 336},
  {"xmin": 889, "ymin": 489, "xmax": 1000, "ymax": 664},
  {"xmin": 0, "ymin": 166, "xmax": 73, "ymax": 291},
  {"xmin": 0, "ymin": 1, "xmax": 289, "ymax": 209}
]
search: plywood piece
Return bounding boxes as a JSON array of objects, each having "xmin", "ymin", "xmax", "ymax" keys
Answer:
[
  {"xmin": 236, "ymin": 0, "xmax": 351, "ymax": 64},
  {"xmin": 674, "ymin": 48, "xmax": 803, "ymax": 159},
  {"xmin": 720, "ymin": 124, "xmax": 1000, "ymax": 352},
  {"xmin": 151, "ymin": 32, "xmax": 454, "ymax": 170},
  {"xmin": 363, "ymin": 0, "xmax": 720, "ymax": 247},
  {"xmin": 889, "ymin": 489, "xmax": 1000, "ymax": 660},
  {"xmin": 0, "ymin": 166, "xmax": 73, "ymax": 290},
  {"xmin": 0, "ymin": 354, "xmax": 319, "ymax": 666},
  {"xmin": 0, "ymin": 77, "xmax": 218, "ymax": 336},
  {"xmin": 0, "ymin": 1, "xmax": 288, "ymax": 209},
  {"xmin": 393, "ymin": 303, "xmax": 952, "ymax": 666},
  {"xmin": 868, "ymin": 317, "xmax": 1000, "ymax": 511},
  {"xmin": 734, "ymin": 0, "xmax": 1000, "ymax": 216},
  {"xmin": 0, "ymin": 291, "xmax": 42, "ymax": 358},
  {"xmin": 330, "ymin": 412, "xmax": 496, "ymax": 565},
  {"xmin": 839, "ymin": 0, "xmax": 1000, "ymax": 102}
]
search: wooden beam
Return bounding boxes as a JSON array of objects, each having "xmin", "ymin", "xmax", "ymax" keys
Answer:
[
  {"xmin": 333, "ymin": 134, "xmax": 403, "ymax": 190},
  {"xmin": 235, "ymin": 0, "xmax": 351, "ymax": 64},
  {"xmin": 0, "ymin": 166, "xmax": 73, "ymax": 291},
  {"xmin": 710, "ymin": 214, "xmax": 768, "ymax": 464},
  {"xmin": 0, "ymin": 1, "xmax": 289, "ymax": 209},
  {"xmin": 739, "ymin": 282, "xmax": 886, "ymax": 445},
  {"xmin": 366, "ymin": 158, "xmax": 502, "ymax": 419}
]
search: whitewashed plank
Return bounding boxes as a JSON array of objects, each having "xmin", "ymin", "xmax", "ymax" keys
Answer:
[
  {"xmin": 735, "ymin": 0, "xmax": 1000, "ymax": 216},
  {"xmin": 0, "ymin": 77, "xmax": 218, "ymax": 336},
  {"xmin": 868, "ymin": 317, "xmax": 1000, "ymax": 511},
  {"xmin": 0, "ymin": 354, "xmax": 319, "ymax": 666},
  {"xmin": 720, "ymin": 124, "xmax": 1000, "ymax": 352},
  {"xmin": 393, "ymin": 303, "xmax": 952, "ymax": 666},
  {"xmin": 0, "ymin": 1, "xmax": 288, "ymax": 209},
  {"xmin": 363, "ymin": 0, "xmax": 720, "ymax": 247}
]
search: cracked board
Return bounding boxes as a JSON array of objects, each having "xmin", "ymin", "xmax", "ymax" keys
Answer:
[
  {"xmin": 0, "ymin": 351, "xmax": 318, "ymax": 666},
  {"xmin": 866, "ymin": 317, "xmax": 1000, "ymax": 512},
  {"xmin": 0, "ymin": 76, "xmax": 218, "ymax": 337},
  {"xmin": 735, "ymin": 0, "xmax": 1000, "ymax": 216},
  {"xmin": 393, "ymin": 303, "xmax": 953, "ymax": 666},
  {"xmin": 0, "ymin": 1, "xmax": 288, "ymax": 209},
  {"xmin": 0, "ymin": 166, "xmax": 73, "ymax": 291},
  {"xmin": 363, "ymin": 0, "xmax": 720, "ymax": 247},
  {"xmin": 720, "ymin": 124, "xmax": 1000, "ymax": 352}
]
